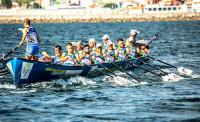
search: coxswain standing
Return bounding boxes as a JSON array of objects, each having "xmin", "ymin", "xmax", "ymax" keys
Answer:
[{"xmin": 18, "ymin": 18, "xmax": 41, "ymax": 61}]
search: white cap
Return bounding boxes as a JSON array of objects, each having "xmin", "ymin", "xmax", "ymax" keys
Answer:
[
  {"xmin": 96, "ymin": 43, "xmax": 102, "ymax": 48},
  {"xmin": 89, "ymin": 38, "xmax": 96, "ymax": 43},
  {"xmin": 71, "ymin": 41, "xmax": 76, "ymax": 46},
  {"xmin": 108, "ymin": 40, "xmax": 113, "ymax": 45},
  {"xmin": 130, "ymin": 30, "xmax": 140, "ymax": 35},
  {"xmin": 102, "ymin": 34, "xmax": 110, "ymax": 40},
  {"xmin": 128, "ymin": 37, "xmax": 134, "ymax": 42},
  {"xmin": 76, "ymin": 40, "xmax": 82, "ymax": 45}
]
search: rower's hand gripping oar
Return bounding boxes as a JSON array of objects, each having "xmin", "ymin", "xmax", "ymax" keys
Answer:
[{"xmin": 147, "ymin": 56, "xmax": 193, "ymax": 76}]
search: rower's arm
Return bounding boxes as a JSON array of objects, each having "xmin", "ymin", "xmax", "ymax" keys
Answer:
[
  {"xmin": 59, "ymin": 56, "xmax": 68, "ymax": 62},
  {"xmin": 126, "ymin": 48, "xmax": 130, "ymax": 58},
  {"xmin": 18, "ymin": 28, "xmax": 27, "ymax": 47},
  {"xmin": 79, "ymin": 53, "xmax": 85, "ymax": 60},
  {"xmin": 75, "ymin": 54, "xmax": 81, "ymax": 61},
  {"xmin": 114, "ymin": 50, "xmax": 118, "ymax": 59}
]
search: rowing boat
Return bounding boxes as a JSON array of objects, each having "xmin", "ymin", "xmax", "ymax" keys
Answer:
[{"xmin": 4, "ymin": 57, "xmax": 149, "ymax": 85}]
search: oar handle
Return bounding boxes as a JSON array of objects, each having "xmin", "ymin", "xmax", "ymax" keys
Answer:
[{"xmin": 2, "ymin": 46, "xmax": 19, "ymax": 59}]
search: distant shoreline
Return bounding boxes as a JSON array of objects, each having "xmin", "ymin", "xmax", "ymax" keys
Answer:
[{"xmin": 0, "ymin": 13, "xmax": 199, "ymax": 24}]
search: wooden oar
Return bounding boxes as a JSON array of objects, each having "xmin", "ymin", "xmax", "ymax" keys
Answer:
[
  {"xmin": 125, "ymin": 60, "xmax": 163, "ymax": 77},
  {"xmin": 0, "ymin": 46, "xmax": 19, "ymax": 75},
  {"xmin": 85, "ymin": 64, "xmax": 114, "ymax": 78},
  {"xmin": 111, "ymin": 62, "xmax": 141, "ymax": 82},
  {"xmin": 0, "ymin": 46, "xmax": 19, "ymax": 61},
  {"xmin": 94, "ymin": 67, "xmax": 114, "ymax": 78},
  {"xmin": 148, "ymin": 28, "xmax": 167, "ymax": 45},
  {"xmin": 147, "ymin": 56, "xmax": 193, "ymax": 76},
  {"xmin": 126, "ymin": 59, "xmax": 183, "ymax": 82},
  {"xmin": 138, "ymin": 59, "xmax": 169, "ymax": 75},
  {"xmin": 91, "ymin": 58, "xmax": 141, "ymax": 82}
]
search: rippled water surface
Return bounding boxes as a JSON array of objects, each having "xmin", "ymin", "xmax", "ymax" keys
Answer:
[{"xmin": 0, "ymin": 21, "xmax": 200, "ymax": 121}]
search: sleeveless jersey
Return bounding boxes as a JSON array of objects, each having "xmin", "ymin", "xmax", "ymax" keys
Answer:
[
  {"xmin": 104, "ymin": 49, "xmax": 115, "ymax": 63},
  {"xmin": 63, "ymin": 52, "xmax": 76, "ymax": 65},
  {"xmin": 25, "ymin": 27, "xmax": 38, "ymax": 45},
  {"xmin": 117, "ymin": 47, "xmax": 127, "ymax": 61}
]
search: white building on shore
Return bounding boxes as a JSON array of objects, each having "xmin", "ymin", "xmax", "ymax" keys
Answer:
[
  {"xmin": 41, "ymin": 0, "xmax": 94, "ymax": 9},
  {"xmin": 192, "ymin": 0, "xmax": 200, "ymax": 12}
]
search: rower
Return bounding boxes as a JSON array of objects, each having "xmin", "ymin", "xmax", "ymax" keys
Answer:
[
  {"xmin": 135, "ymin": 45, "xmax": 150, "ymax": 58},
  {"xmin": 102, "ymin": 34, "xmax": 112, "ymax": 48},
  {"xmin": 116, "ymin": 38, "xmax": 128, "ymax": 61},
  {"xmin": 125, "ymin": 30, "xmax": 140, "ymax": 47},
  {"xmin": 71, "ymin": 41, "xmax": 77, "ymax": 53},
  {"xmin": 79, "ymin": 44, "xmax": 95, "ymax": 65},
  {"xmin": 88, "ymin": 38, "xmax": 97, "ymax": 52},
  {"xmin": 102, "ymin": 41, "xmax": 116, "ymax": 63},
  {"xmin": 40, "ymin": 45, "xmax": 64, "ymax": 64},
  {"xmin": 59, "ymin": 43, "xmax": 76, "ymax": 66},
  {"xmin": 17, "ymin": 18, "xmax": 41, "ymax": 61},
  {"xmin": 74, "ymin": 41, "xmax": 84, "ymax": 63},
  {"xmin": 126, "ymin": 39, "xmax": 137, "ymax": 59},
  {"xmin": 93, "ymin": 43, "xmax": 105, "ymax": 64}
]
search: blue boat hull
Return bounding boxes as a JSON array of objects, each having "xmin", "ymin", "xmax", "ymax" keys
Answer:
[{"xmin": 5, "ymin": 58, "xmax": 148, "ymax": 85}]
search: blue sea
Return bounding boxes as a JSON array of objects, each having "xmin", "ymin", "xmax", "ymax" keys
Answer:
[{"xmin": 0, "ymin": 21, "xmax": 200, "ymax": 121}]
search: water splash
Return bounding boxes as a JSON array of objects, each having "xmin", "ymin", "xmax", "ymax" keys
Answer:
[
  {"xmin": 102, "ymin": 75, "xmax": 148, "ymax": 86},
  {"xmin": 191, "ymin": 74, "xmax": 200, "ymax": 79},
  {"xmin": 162, "ymin": 73, "xmax": 184, "ymax": 83},
  {"xmin": 9, "ymin": 89, "xmax": 37, "ymax": 94},
  {"xmin": 0, "ymin": 83, "xmax": 16, "ymax": 89},
  {"xmin": 68, "ymin": 76, "xmax": 96, "ymax": 86},
  {"xmin": 53, "ymin": 76, "xmax": 96, "ymax": 88}
]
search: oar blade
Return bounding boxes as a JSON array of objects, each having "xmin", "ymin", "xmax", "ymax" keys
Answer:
[{"xmin": 177, "ymin": 67, "xmax": 193, "ymax": 76}]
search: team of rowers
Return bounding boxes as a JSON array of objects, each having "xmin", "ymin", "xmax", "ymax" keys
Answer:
[
  {"xmin": 17, "ymin": 19, "xmax": 149, "ymax": 66},
  {"xmin": 39, "ymin": 32, "xmax": 149, "ymax": 66}
]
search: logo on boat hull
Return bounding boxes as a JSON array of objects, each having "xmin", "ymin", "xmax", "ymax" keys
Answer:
[
  {"xmin": 45, "ymin": 68, "xmax": 65, "ymax": 75},
  {"xmin": 20, "ymin": 62, "xmax": 33, "ymax": 79}
]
